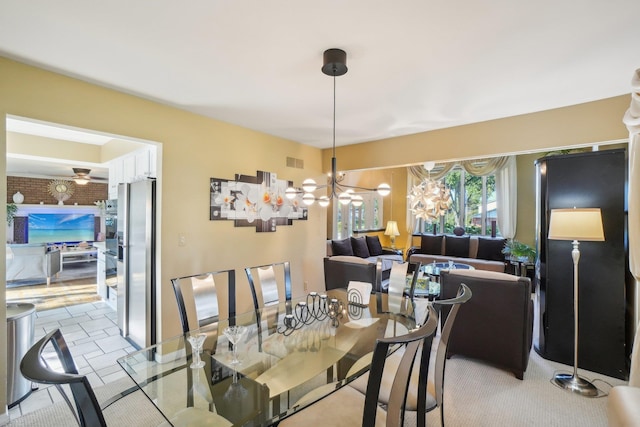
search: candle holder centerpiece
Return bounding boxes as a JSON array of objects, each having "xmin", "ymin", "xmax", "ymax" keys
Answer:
[{"xmin": 277, "ymin": 292, "xmax": 346, "ymax": 335}]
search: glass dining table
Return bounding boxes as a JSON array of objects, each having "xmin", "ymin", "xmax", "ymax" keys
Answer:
[{"xmin": 117, "ymin": 288, "xmax": 417, "ymax": 426}]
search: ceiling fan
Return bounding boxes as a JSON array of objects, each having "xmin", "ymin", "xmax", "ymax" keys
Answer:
[{"xmin": 71, "ymin": 168, "xmax": 107, "ymax": 185}]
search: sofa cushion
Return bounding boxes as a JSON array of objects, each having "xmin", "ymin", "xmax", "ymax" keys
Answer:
[
  {"xmin": 331, "ymin": 238, "xmax": 354, "ymax": 256},
  {"xmin": 365, "ymin": 235, "xmax": 384, "ymax": 256},
  {"xmin": 420, "ymin": 234, "xmax": 443, "ymax": 255},
  {"xmin": 445, "ymin": 235, "xmax": 470, "ymax": 258},
  {"xmin": 476, "ymin": 237, "xmax": 507, "ymax": 262},
  {"xmin": 329, "ymin": 255, "xmax": 371, "ymax": 265},
  {"xmin": 351, "ymin": 237, "xmax": 371, "ymax": 258}
]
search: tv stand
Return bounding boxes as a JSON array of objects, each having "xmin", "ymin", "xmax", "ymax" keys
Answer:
[{"xmin": 60, "ymin": 247, "xmax": 98, "ymax": 272}]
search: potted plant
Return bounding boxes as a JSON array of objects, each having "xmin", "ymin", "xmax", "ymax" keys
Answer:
[
  {"xmin": 502, "ymin": 239, "xmax": 536, "ymax": 263},
  {"xmin": 7, "ymin": 202, "xmax": 18, "ymax": 225}
]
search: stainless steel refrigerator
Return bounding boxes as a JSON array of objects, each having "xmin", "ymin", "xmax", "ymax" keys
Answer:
[{"xmin": 117, "ymin": 179, "xmax": 156, "ymax": 349}]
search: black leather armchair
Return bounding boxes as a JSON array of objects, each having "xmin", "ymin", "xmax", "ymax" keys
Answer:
[
  {"xmin": 439, "ymin": 269, "xmax": 533, "ymax": 379},
  {"xmin": 323, "ymin": 256, "xmax": 380, "ymax": 291}
]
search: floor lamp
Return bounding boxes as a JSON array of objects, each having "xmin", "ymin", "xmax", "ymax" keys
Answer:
[{"xmin": 548, "ymin": 207, "xmax": 605, "ymax": 397}]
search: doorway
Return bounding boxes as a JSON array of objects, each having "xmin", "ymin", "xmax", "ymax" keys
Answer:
[{"xmin": 5, "ymin": 115, "xmax": 161, "ymax": 314}]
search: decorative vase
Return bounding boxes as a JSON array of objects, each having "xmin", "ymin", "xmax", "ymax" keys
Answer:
[{"xmin": 12, "ymin": 191, "xmax": 24, "ymax": 204}]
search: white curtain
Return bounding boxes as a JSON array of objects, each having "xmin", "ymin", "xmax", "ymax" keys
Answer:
[
  {"xmin": 407, "ymin": 156, "xmax": 515, "ymax": 236},
  {"xmin": 623, "ymin": 68, "xmax": 640, "ymax": 330},
  {"xmin": 495, "ymin": 156, "xmax": 517, "ymax": 239}
]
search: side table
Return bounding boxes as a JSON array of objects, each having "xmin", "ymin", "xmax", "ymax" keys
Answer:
[
  {"xmin": 510, "ymin": 259, "xmax": 535, "ymax": 279},
  {"xmin": 382, "ymin": 247, "xmax": 403, "ymax": 256}
]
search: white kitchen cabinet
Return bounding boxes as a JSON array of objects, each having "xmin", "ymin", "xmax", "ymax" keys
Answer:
[
  {"xmin": 108, "ymin": 145, "xmax": 158, "ymax": 198},
  {"xmin": 94, "ymin": 242, "xmax": 107, "ymax": 300}
]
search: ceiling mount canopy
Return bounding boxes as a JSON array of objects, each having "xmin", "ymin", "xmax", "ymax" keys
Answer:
[
  {"xmin": 286, "ymin": 48, "xmax": 390, "ymax": 207},
  {"xmin": 321, "ymin": 48, "xmax": 348, "ymax": 77}
]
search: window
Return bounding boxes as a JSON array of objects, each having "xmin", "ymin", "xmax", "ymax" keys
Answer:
[
  {"xmin": 334, "ymin": 191, "xmax": 383, "ymax": 239},
  {"xmin": 440, "ymin": 168, "xmax": 497, "ymax": 236}
]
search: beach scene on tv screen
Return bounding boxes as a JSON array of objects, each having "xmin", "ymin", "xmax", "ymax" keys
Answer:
[{"xmin": 28, "ymin": 213, "xmax": 95, "ymax": 244}]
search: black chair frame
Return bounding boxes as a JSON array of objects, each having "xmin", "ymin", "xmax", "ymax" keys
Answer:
[
  {"xmin": 20, "ymin": 328, "xmax": 107, "ymax": 427},
  {"xmin": 171, "ymin": 268, "xmax": 237, "ymax": 333},
  {"xmin": 364, "ymin": 305, "xmax": 439, "ymax": 427}
]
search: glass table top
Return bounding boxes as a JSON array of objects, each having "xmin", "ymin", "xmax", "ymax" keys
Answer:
[
  {"xmin": 118, "ymin": 289, "xmax": 416, "ymax": 426},
  {"xmin": 407, "ymin": 262, "xmax": 475, "ymax": 298}
]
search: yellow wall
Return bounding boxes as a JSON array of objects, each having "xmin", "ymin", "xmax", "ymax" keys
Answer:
[
  {"xmin": 6, "ymin": 131, "xmax": 145, "ymax": 166},
  {"xmin": 330, "ymin": 167, "xmax": 411, "ymax": 250},
  {"xmin": 514, "ymin": 152, "xmax": 541, "ymax": 247},
  {"xmin": 7, "ymin": 132, "xmax": 103, "ymax": 163},
  {"xmin": 101, "ymin": 138, "xmax": 148, "ymax": 162},
  {"xmin": 322, "ymin": 95, "xmax": 629, "ymax": 172},
  {"xmin": 0, "ymin": 57, "xmax": 326, "ymax": 414},
  {"xmin": 0, "ymin": 54, "xmax": 633, "ymax": 415},
  {"xmin": 322, "ymin": 95, "xmax": 630, "ymax": 252}
]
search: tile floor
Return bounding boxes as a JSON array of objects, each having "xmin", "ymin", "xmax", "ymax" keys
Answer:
[{"xmin": 8, "ymin": 301, "xmax": 135, "ymax": 421}]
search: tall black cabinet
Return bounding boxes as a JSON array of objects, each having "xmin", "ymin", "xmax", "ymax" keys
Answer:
[{"xmin": 535, "ymin": 149, "xmax": 627, "ymax": 380}]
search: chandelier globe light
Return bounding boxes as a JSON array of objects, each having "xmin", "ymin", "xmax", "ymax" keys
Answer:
[
  {"xmin": 286, "ymin": 48, "xmax": 390, "ymax": 206},
  {"xmin": 408, "ymin": 161, "xmax": 452, "ymax": 221}
]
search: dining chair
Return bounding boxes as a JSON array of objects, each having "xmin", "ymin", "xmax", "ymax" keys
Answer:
[
  {"xmin": 376, "ymin": 259, "xmax": 421, "ymax": 314},
  {"xmin": 18, "ymin": 328, "xmax": 166, "ymax": 426},
  {"xmin": 349, "ymin": 283, "xmax": 472, "ymax": 427},
  {"xmin": 245, "ymin": 261, "xmax": 292, "ymax": 309},
  {"xmin": 278, "ymin": 304, "xmax": 439, "ymax": 427},
  {"xmin": 245, "ymin": 262, "xmax": 292, "ymax": 348},
  {"xmin": 171, "ymin": 268, "xmax": 237, "ymax": 333}
]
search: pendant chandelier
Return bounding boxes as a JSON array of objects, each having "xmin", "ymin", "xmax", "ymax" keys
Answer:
[
  {"xmin": 286, "ymin": 48, "xmax": 390, "ymax": 207},
  {"xmin": 408, "ymin": 162, "xmax": 452, "ymax": 221}
]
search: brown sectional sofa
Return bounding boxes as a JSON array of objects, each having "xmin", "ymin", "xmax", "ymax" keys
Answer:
[
  {"xmin": 407, "ymin": 234, "xmax": 507, "ymax": 272},
  {"xmin": 440, "ymin": 269, "xmax": 533, "ymax": 379},
  {"xmin": 324, "ymin": 236, "xmax": 403, "ymax": 290}
]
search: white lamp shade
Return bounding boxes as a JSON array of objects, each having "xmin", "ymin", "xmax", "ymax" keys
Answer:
[
  {"xmin": 548, "ymin": 208, "xmax": 605, "ymax": 241},
  {"xmin": 384, "ymin": 220, "xmax": 400, "ymax": 237},
  {"xmin": 302, "ymin": 178, "xmax": 317, "ymax": 193},
  {"xmin": 377, "ymin": 183, "xmax": 391, "ymax": 197},
  {"xmin": 338, "ymin": 192, "xmax": 352, "ymax": 205},
  {"xmin": 351, "ymin": 194, "xmax": 364, "ymax": 207},
  {"xmin": 74, "ymin": 177, "xmax": 90, "ymax": 185},
  {"xmin": 285, "ymin": 187, "xmax": 298, "ymax": 200}
]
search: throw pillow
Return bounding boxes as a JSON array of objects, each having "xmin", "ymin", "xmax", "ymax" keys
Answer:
[
  {"xmin": 351, "ymin": 237, "xmax": 371, "ymax": 258},
  {"xmin": 365, "ymin": 235, "xmax": 384, "ymax": 256},
  {"xmin": 420, "ymin": 234, "xmax": 444, "ymax": 255},
  {"xmin": 476, "ymin": 237, "xmax": 507, "ymax": 262},
  {"xmin": 331, "ymin": 238, "xmax": 354, "ymax": 256},
  {"xmin": 444, "ymin": 235, "xmax": 470, "ymax": 258},
  {"xmin": 453, "ymin": 226, "xmax": 465, "ymax": 236}
]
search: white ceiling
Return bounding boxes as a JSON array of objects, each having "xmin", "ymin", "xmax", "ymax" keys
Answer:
[{"xmin": 1, "ymin": 0, "xmax": 639, "ymax": 151}]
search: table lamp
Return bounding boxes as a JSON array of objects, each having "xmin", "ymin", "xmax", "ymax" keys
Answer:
[
  {"xmin": 384, "ymin": 220, "xmax": 400, "ymax": 249},
  {"xmin": 548, "ymin": 207, "xmax": 604, "ymax": 397}
]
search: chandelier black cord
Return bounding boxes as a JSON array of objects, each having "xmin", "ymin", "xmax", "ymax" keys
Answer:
[{"xmin": 286, "ymin": 48, "xmax": 390, "ymax": 206}]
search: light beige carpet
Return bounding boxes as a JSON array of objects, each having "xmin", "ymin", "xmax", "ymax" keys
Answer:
[
  {"xmin": 419, "ymin": 347, "xmax": 626, "ymax": 426},
  {"xmin": 396, "ymin": 297, "xmax": 626, "ymax": 426}
]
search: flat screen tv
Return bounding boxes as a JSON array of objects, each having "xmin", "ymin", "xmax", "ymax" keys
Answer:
[{"xmin": 28, "ymin": 213, "xmax": 95, "ymax": 244}]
